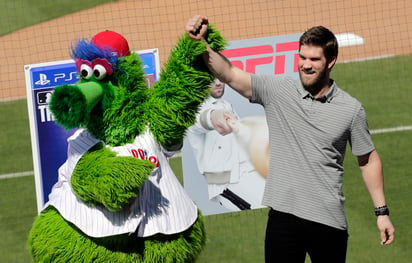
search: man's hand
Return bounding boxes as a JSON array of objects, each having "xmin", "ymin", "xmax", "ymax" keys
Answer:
[
  {"xmin": 185, "ymin": 15, "xmax": 209, "ymax": 40},
  {"xmin": 210, "ymin": 109, "xmax": 238, "ymax": 135},
  {"xmin": 377, "ymin": 216, "xmax": 395, "ymax": 245}
]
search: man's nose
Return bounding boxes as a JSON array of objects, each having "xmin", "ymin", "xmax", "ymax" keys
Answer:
[{"xmin": 302, "ymin": 60, "xmax": 312, "ymax": 69}]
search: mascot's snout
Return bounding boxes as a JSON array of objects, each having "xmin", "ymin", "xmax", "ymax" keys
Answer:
[{"xmin": 50, "ymin": 81, "xmax": 104, "ymax": 129}]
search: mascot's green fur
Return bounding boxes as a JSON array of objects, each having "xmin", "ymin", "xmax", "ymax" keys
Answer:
[{"xmin": 28, "ymin": 27, "xmax": 225, "ymax": 262}]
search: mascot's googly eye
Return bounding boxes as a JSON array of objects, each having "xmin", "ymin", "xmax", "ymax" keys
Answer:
[
  {"xmin": 79, "ymin": 64, "xmax": 93, "ymax": 79},
  {"xmin": 92, "ymin": 58, "xmax": 113, "ymax": 79},
  {"xmin": 93, "ymin": 64, "xmax": 108, "ymax": 80},
  {"xmin": 75, "ymin": 59, "xmax": 94, "ymax": 80}
]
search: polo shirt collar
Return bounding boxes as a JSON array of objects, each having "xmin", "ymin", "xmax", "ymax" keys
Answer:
[{"xmin": 299, "ymin": 79, "xmax": 337, "ymax": 103}]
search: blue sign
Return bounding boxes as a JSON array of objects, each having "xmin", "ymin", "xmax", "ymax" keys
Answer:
[{"xmin": 25, "ymin": 49, "xmax": 160, "ymax": 212}]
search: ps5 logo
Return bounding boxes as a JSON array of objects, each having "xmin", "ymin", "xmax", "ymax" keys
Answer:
[
  {"xmin": 33, "ymin": 70, "xmax": 79, "ymax": 88},
  {"xmin": 35, "ymin": 73, "xmax": 51, "ymax": 85}
]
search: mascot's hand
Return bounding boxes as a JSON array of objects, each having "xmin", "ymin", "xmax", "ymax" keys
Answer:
[
  {"xmin": 71, "ymin": 146, "xmax": 155, "ymax": 211},
  {"xmin": 210, "ymin": 109, "xmax": 238, "ymax": 135}
]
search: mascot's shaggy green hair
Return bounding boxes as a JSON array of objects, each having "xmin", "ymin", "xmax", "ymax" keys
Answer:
[{"xmin": 28, "ymin": 26, "xmax": 225, "ymax": 262}]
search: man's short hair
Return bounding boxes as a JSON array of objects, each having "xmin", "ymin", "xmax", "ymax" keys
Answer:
[{"xmin": 299, "ymin": 26, "xmax": 339, "ymax": 62}]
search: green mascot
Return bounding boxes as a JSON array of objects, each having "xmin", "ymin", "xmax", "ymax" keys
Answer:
[{"xmin": 28, "ymin": 27, "xmax": 225, "ymax": 262}]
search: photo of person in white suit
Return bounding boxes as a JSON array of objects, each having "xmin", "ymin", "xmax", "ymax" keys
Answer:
[{"xmin": 187, "ymin": 79, "xmax": 266, "ymax": 211}]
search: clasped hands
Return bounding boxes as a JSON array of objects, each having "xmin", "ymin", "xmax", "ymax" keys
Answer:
[{"xmin": 210, "ymin": 109, "xmax": 238, "ymax": 136}]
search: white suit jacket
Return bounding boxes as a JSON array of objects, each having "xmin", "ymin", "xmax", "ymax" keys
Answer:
[{"xmin": 187, "ymin": 97, "xmax": 250, "ymax": 198}]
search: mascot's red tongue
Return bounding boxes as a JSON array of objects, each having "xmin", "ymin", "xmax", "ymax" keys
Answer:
[{"xmin": 92, "ymin": 30, "xmax": 131, "ymax": 57}]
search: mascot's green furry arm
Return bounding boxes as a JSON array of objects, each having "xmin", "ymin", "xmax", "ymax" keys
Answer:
[{"xmin": 28, "ymin": 26, "xmax": 225, "ymax": 263}]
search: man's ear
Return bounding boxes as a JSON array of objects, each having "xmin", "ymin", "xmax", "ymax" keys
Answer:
[{"xmin": 328, "ymin": 56, "xmax": 337, "ymax": 70}]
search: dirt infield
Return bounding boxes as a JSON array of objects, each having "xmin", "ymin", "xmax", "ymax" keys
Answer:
[{"xmin": 1, "ymin": 0, "xmax": 411, "ymax": 99}]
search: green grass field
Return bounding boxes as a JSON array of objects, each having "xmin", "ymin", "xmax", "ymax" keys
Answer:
[
  {"xmin": 0, "ymin": 55, "xmax": 411, "ymax": 262},
  {"xmin": 0, "ymin": 0, "xmax": 116, "ymax": 36}
]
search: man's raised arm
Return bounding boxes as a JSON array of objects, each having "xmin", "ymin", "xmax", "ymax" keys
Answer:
[{"xmin": 185, "ymin": 15, "xmax": 253, "ymax": 99}]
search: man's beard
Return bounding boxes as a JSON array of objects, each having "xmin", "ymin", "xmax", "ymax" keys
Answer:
[{"xmin": 299, "ymin": 66, "xmax": 328, "ymax": 93}]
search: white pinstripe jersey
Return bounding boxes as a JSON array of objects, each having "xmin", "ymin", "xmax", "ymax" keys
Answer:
[{"xmin": 45, "ymin": 128, "xmax": 197, "ymax": 238}]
